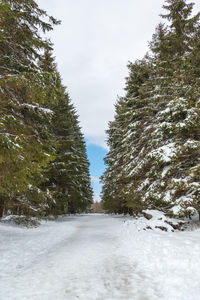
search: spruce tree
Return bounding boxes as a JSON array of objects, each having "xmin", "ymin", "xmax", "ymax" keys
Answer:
[
  {"xmin": 38, "ymin": 50, "xmax": 93, "ymax": 215},
  {"xmin": 101, "ymin": 59, "xmax": 154, "ymax": 214},
  {"xmin": 0, "ymin": 1, "xmax": 93, "ymax": 219},
  {"xmin": 0, "ymin": 0, "xmax": 60, "ymax": 75},
  {"xmin": 0, "ymin": 0, "xmax": 59, "ymax": 218},
  {"xmin": 144, "ymin": 0, "xmax": 200, "ymax": 216},
  {"xmin": 102, "ymin": 0, "xmax": 200, "ymax": 218}
]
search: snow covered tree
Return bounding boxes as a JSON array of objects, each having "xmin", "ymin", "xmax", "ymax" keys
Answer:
[
  {"xmin": 38, "ymin": 50, "xmax": 93, "ymax": 215},
  {"xmin": 44, "ymin": 96, "xmax": 93, "ymax": 215},
  {"xmin": 101, "ymin": 59, "xmax": 153, "ymax": 214},
  {"xmin": 0, "ymin": 0, "xmax": 59, "ymax": 217},
  {"xmin": 0, "ymin": 0, "xmax": 60, "ymax": 75},
  {"xmin": 0, "ymin": 1, "xmax": 93, "ymax": 219},
  {"xmin": 144, "ymin": 0, "xmax": 200, "ymax": 216},
  {"xmin": 102, "ymin": 0, "xmax": 200, "ymax": 218},
  {"xmin": 0, "ymin": 73, "xmax": 56, "ymax": 217}
]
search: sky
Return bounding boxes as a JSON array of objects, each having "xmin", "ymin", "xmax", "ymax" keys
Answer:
[
  {"xmin": 86, "ymin": 145, "xmax": 107, "ymax": 202},
  {"xmin": 37, "ymin": 0, "xmax": 200, "ymax": 202}
]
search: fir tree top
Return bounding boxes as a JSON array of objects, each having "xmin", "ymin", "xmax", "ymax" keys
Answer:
[{"xmin": 0, "ymin": 0, "xmax": 61, "ymax": 75}]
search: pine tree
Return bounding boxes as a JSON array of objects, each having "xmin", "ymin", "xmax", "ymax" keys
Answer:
[
  {"xmin": 101, "ymin": 59, "xmax": 154, "ymax": 214},
  {"xmin": 45, "ymin": 96, "xmax": 93, "ymax": 215},
  {"xmin": 0, "ymin": 0, "xmax": 60, "ymax": 75},
  {"xmin": 38, "ymin": 50, "xmax": 93, "ymax": 215},
  {"xmin": 0, "ymin": 1, "xmax": 93, "ymax": 219},
  {"xmin": 144, "ymin": 0, "xmax": 200, "ymax": 216},
  {"xmin": 102, "ymin": 0, "xmax": 200, "ymax": 218},
  {"xmin": 0, "ymin": 0, "xmax": 59, "ymax": 217},
  {"xmin": 0, "ymin": 73, "xmax": 55, "ymax": 217}
]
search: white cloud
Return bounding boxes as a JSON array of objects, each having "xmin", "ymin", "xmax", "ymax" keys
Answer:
[
  {"xmin": 91, "ymin": 177, "xmax": 100, "ymax": 183},
  {"xmin": 37, "ymin": 0, "xmax": 200, "ymax": 149},
  {"xmin": 93, "ymin": 193, "xmax": 101, "ymax": 203}
]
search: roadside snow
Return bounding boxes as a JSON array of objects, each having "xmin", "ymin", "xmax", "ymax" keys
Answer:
[
  {"xmin": 123, "ymin": 218, "xmax": 200, "ymax": 300},
  {"xmin": 126, "ymin": 210, "xmax": 182, "ymax": 232},
  {"xmin": 0, "ymin": 214, "xmax": 200, "ymax": 300}
]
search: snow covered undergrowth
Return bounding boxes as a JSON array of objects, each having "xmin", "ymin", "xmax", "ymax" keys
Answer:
[
  {"xmin": 1, "ymin": 214, "xmax": 200, "ymax": 300},
  {"xmin": 123, "ymin": 215, "xmax": 200, "ymax": 300},
  {"xmin": 126, "ymin": 209, "xmax": 189, "ymax": 232}
]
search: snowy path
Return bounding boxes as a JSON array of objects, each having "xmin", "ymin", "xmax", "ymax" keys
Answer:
[{"xmin": 0, "ymin": 214, "xmax": 200, "ymax": 300}]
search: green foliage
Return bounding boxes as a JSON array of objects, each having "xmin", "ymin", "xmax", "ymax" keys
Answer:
[
  {"xmin": 0, "ymin": 0, "xmax": 60, "ymax": 75},
  {"xmin": 0, "ymin": 0, "xmax": 92, "ymax": 219},
  {"xmin": 102, "ymin": 0, "xmax": 200, "ymax": 217}
]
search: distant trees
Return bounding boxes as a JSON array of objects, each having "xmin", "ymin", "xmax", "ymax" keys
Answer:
[
  {"xmin": 91, "ymin": 202, "xmax": 104, "ymax": 214},
  {"xmin": 101, "ymin": 0, "xmax": 200, "ymax": 218},
  {"xmin": 0, "ymin": 0, "xmax": 93, "ymax": 218}
]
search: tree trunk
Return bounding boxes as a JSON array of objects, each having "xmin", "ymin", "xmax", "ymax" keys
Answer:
[{"xmin": 0, "ymin": 198, "xmax": 4, "ymax": 218}]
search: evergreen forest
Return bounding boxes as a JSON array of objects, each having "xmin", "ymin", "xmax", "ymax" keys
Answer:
[
  {"xmin": 1, "ymin": 1, "xmax": 200, "ymax": 298},
  {"xmin": 101, "ymin": 0, "xmax": 200, "ymax": 218},
  {"xmin": 0, "ymin": 0, "xmax": 93, "ymax": 219}
]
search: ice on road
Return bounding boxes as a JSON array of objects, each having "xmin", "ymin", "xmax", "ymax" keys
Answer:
[{"xmin": 1, "ymin": 214, "xmax": 200, "ymax": 300}]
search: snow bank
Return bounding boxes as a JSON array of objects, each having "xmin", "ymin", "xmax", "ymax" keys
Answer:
[
  {"xmin": 122, "ymin": 213, "xmax": 200, "ymax": 300},
  {"xmin": 124, "ymin": 210, "xmax": 187, "ymax": 232},
  {"xmin": 1, "ymin": 215, "xmax": 40, "ymax": 227}
]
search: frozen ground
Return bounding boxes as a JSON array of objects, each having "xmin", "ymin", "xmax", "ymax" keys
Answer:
[{"xmin": 0, "ymin": 214, "xmax": 200, "ymax": 300}]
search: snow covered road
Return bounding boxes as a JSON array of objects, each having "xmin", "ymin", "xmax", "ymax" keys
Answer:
[{"xmin": 0, "ymin": 214, "xmax": 200, "ymax": 300}]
